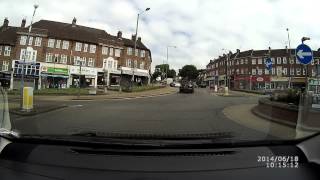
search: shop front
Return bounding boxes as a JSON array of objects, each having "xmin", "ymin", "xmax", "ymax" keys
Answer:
[
  {"xmin": 292, "ymin": 77, "xmax": 306, "ymax": 89},
  {"xmin": 234, "ymin": 75, "xmax": 250, "ymax": 90},
  {"xmin": 218, "ymin": 75, "xmax": 226, "ymax": 86},
  {"xmin": 308, "ymin": 78, "xmax": 320, "ymax": 93},
  {"xmin": 69, "ymin": 66, "xmax": 97, "ymax": 88},
  {"xmin": 120, "ymin": 67, "xmax": 150, "ymax": 86},
  {"xmin": 10, "ymin": 60, "xmax": 40, "ymax": 90},
  {"xmin": 271, "ymin": 76, "xmax": 289, "ymax": 90},
  {"xmin": 0, "ymin": 71, "xmax": 11, "ymax": 89},
  {"xmin": 40, "ymin": 64, "xmax": 69, "ymax": 89},
  {"xmin": 251, "ymin": 75, "xmax": 271, "ymax": 90}
]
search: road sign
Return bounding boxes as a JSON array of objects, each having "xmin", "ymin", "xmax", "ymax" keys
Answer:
[
  {"xmin": 265, "ymin": 58, "xmax": 272, "ymax": 70},
  {"xmin": 296, "ymin": 44, "xmax": 313, "ymax": 65}
]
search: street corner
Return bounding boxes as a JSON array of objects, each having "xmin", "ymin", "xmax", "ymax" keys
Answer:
[{"xmin": 222, "ymin": 103, "xmax": 298, "ymax": 139}]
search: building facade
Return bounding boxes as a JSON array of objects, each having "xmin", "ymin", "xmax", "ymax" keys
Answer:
[
  {"xmin": 205, "ymin": 48, "xmax": 320, "ymax": 92},
  {"xmin": 0, "ymin": 17, "xmax": 152, "ymax": 90}
]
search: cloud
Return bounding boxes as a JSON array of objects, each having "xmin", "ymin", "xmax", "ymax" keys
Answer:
[{"xmin": 1, "ymin": 0, "xmax": 320, "ymax": 72}]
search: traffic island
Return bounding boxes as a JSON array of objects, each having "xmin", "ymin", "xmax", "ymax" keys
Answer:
[{"xmin": 10, "ymin": 105, "xmax": 67, "ymax": 116}]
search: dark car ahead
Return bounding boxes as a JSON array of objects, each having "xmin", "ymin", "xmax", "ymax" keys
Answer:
[{"xmin": 179, "ymin": 81, "xmax": 194, "ymax": 93}]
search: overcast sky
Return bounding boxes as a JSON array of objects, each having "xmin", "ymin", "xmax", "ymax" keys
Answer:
[{"xmin": 1, "ymin": 0, "xmax": 320, "ymax": 71}]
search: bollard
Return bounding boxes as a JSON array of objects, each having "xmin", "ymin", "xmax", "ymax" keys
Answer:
[
  {"xmin": 23, "ymin": 87, "xmax": 33, "ymax": 111},
  {"xmin": 224, "ymin": 87, "xmax": 229, "ymax": 96}
]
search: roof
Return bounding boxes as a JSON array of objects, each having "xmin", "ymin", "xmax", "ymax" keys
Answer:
[{"xmin": 0, "ymin": 26, "xmax": 18, "ymax": 45}]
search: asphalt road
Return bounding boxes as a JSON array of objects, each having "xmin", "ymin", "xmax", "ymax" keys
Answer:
[{"xmin": 10, "ymin": 88, "xmax": 275, "ymax": 140}]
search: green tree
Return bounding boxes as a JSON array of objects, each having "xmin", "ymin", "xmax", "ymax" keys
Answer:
[
  {"xmin": 155, "ymin": 64, "xmax": 169, "ymax": 73},
  {"xmin": 167, "ymin": 69, "xmax": 176, "ymax": 78},
  {"xmin": 179, "ymin": 65, "xmax": 198, "ymax": 80}
]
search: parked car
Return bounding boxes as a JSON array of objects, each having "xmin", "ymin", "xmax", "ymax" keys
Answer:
[
  {"xmin": 179, "ymin": 81, "xmax": 194, "ymax": 93},
  {"xmin": 170, "ymin": 82, "xmax": 181, "ymax": 87}
]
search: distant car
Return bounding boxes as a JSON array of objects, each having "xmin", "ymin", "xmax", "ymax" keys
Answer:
[
  {"xmin": 179, "ymin": 81, "xmax": 194, "ymax": 93},
  {"xmin": 170, "ymin": 82, "xmax": 181, "ymax": 87}
]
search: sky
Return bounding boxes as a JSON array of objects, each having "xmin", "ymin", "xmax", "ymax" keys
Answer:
[{"xmin": 1, "ymin": 0, "xmax": 320, "ymax": 72}]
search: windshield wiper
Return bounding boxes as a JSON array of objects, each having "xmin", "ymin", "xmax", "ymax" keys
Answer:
[{"xmin": 0, "ymin": 128, "xmax": 20, "ymax": 139}]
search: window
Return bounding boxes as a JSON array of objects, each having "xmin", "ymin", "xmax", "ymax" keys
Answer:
[
  {"xmin": 127, "ymin": 48, "xmax": 133, "ymax": 55},
  {"xmin": 102, "ymin": 47, "xmax": 108, "ymax": 55},
  {"xmin": 62, "ymin": 41, "xmax": 69, "ymax": 49},
  {"xmin": 113, "ymin": 60, "xmax": 118, "ymax": 69},
  {"xmin": 277, "ymin": 57, "xmax": 281, "ymax": 64},
  {"xmin": 4, "ymin": 46, "xmax": 11, "ymax": 56},
  {"xmin": 48, "ymin": 39, "xmax": 55, "ymax": 48},
  {"xmin": 109, "ymin": 48, "xmax": 113, "ymax": 56},
  {"xmin": 258, "ymin": 58, "xmax": 262, "ymax": 65},
  {"xmin": 126, "ymin": 59, "xmax": 132, "ymax": 67},
  {"xmin": 2, "ymin": 61, "xmax": 9, "ymax": 71},
  {"xmin": 272, "ymin": 67, "xmax": 275, "ymax": 75},
  {"xmin": 75, "ymin": 42, "xmax": 82, "ymax": 51},
  {"xmin": 302, "ymin": 68, "xmax": 306, "ymax": 75},
  {"xmin": 289, "ymin": 57, "xmax": 294, "ymax": 64},
  {"xmin": 45, "ymin": 53, "xmax": 53, "ymax": 62},
  {"xmin": 290, "ymin": 68, "xmax": 295, "ymax": 75},
  {"xmin": 54, "ymin": 54, "xmax": 59, "ymax": 63},
  {"xmin": 107, "ymin": 60, "xmax": 113, "ymax": 69},
  {"xmin": 251, "ymin": 68, "xmax": 256, "ymax": 75},
  {"xmin": 0, "ymin": 46, "xmax": 2, "ymax": 55},
  {"xmin": 240, "ymin": 68, "xmax": 244, "ymax": 74},
  {"xmin": 236, "ymin": 69, "xmax": 239, "ymax": 74},
  {"xmin": 283, "ymin": 57, "xmax": 287, "ymax": 64},
  {"xmin": 28, "ymin": 37, "xmax": 33, "ymax": 46},
  {"xmin": 56, "ymin": 40, "xmax": 61, "ymax": 48},
  {"xmin": 265, "ymin": 69, "xmax": 270, "ymax": 75},
  {"xmin": 296, "ymin": 58, "xmax": 300, "ymax": 64},
  {"xmin": 134, "ymin": 60, "xmax": 138, "ymax": 68},
  {"xmin": 81, "ymin": 57, "xmax": 86, "ymax": 66},
  {"xmin": 135, "ymin": 49, "xmax": 139, "ymax": 56},
  {"xmin": 258, "ymin": 68, "xmax": 263, "ymax": 75},
  {"xmin": 88, "ymin": 58, "xmax": 94, "ymax": 67},
  {"xmin": 84, "ymin": 44, "xmax": 88, "ymax": 52},
  {"xmin": 115, "ymin": 49, "xmax": 121, "ymax": 57},
  {"xmin": 283, "ymin": 68, "xmax": 288, "ymax": 75},
  {"xmin": 240, "ymin": 59, "xmax": 244, "ymax": 64},
  {"xmin": 140, "ymin": 61, "xmax": 145, "ymax": 69},
  {"xmin": 276, "ymin": 67, "xmax": 282, "ymax": 75},
  {"xmin": 90, "ymin": 45, "xmax": 96, "ymax": 53},
  {"xmin": 141, "ymin": 50, "xmax": 145, "ymax": 57},
  {"xmin": 74, "ymin": 56, "xmax": 81, "ymax": 65},
  {"xmin": 271, "ymin": 57, "xmax": 275, "ymax": 64},
  {"xmin": 251, "ymin": 59, "xmax": 256, "ymax": 65},
  {"xmin": 245, "ymin": 59, "xmax": 248, "ymax": 64},
  {"xmin": 296, "ymin": 68, "xmax": 301, "ymax": 75},
  {"xmin": 35, "ymin": 37, "xmax": 42, "ymax": 46},
  {"xmin": 60, "ymin": 55, "xmax": 68, "ymax": 64},
  {"xmin": 20, "ymin": 36, "xmax": 27, "ymax": 45}
]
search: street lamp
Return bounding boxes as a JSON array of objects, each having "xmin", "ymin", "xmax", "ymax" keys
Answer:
[
  {"xmin": 166, "ymin": 45, "xmax": 177, "ymax": 81},
  {"xmin": 287, "ymin": 28, "xmax": 293, "ymax": 89},
  {"xmin": 222, "ymin": 48, "xmax": 231, "ymax": 89},
  {"xmin": 20, "ymin": 4, "xmax": 39, "ymax": 110},
  {"xmin": 132, "ymin": 7, "xmax": 150, "ymax": 88}
]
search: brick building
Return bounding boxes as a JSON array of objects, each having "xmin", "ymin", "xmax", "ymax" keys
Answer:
[
  {"xmin": 0, "ymin": 17, "xmax": 152, "ymax": 90},
  {"xmin": 205, "ymin": 48, "xmax": 320, "ymax": 92}
]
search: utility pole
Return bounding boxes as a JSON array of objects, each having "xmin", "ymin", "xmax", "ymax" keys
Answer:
[{"xmin": 287, "ymin": 28, "xmax": 293, "ymax": 89}]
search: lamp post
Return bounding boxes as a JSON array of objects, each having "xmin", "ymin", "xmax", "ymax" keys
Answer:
[
  {"xmin": 287, "ymin": 28, "xmax": 293, "ymax": 89},
  {"xmin": 20, "ymin": 4, "xmax": 39, "ymax": 109},
  {"xmin": 222, "ymin": 49, "xmax": 231, "ymax": 89},
  {"xmin": 131, "ymin": 7, "xmax": 150, "ymax": 88},
  {"xmin": 166, "ymin": 45, "xmax": 177, "ymax": 82}
]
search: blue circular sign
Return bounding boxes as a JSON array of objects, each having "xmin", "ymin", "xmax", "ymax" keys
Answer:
[
  {"xmin": 296, "ymin": 44, "xmax": 313, "ymax": 65},
  {"xmin": 265, "ymin": 58, "xmax": 272, "ymax": 70}
]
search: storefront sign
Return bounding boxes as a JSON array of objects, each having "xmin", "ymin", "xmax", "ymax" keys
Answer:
[
  {"xmin": 256, "ymin": 77, "xmax": 264, "ymax": 82},
  {"xmin": 70, "ymin": 66, "xmax": 97, "ymax": 76},
  {"xmin": 309, "ymin": 78, "xmax": 320, "ymax": 86},
  {"xmin": 47, "ymin": 67, "xmax": 68, "ymax": 75},
  {"xmin": 271, "ymin": 76, "xmax": 289, "ymax": 82}
]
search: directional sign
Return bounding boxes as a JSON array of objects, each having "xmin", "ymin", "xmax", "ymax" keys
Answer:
[
  {"xmin": 265, "ymin": 58, "xmax": 272, "ymax": 71},
  {"xmin": 296, "ymin": 44, "xmax": 313, "ymax": 65}
]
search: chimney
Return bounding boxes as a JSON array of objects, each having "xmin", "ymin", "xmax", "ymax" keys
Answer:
[
  {"xmin": 21, "ymin": 18, "xmax": 26, "ymax": 28},
  {"xmin": 138, "ymin": 37, "xmax": 141, "ymax": 42},
  {"xmin": 285, "ymin": 46, "xmax": 288, "ymax": 53},
  {"xmin": 236, "ymin": 49, "xmax": 240, "ymax": 53},
  {"xmin": 72, "ymin": 17, "xmax": 77, "ymax": 27},
  {"xmin": 3, "ymin": 17, "xmax": 8, "ymax": 27},
  {"xmin": 117, "ymin": 31, "xmax": 122, "ymax": 38},
  {"xmin": 131, "ymin": 34, "xmax": 136, "ymax": 41}
]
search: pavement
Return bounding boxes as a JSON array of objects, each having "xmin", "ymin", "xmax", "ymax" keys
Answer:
[{"xmin": 7, "ymin": 88, "xmax": 318, "ymax": 141}]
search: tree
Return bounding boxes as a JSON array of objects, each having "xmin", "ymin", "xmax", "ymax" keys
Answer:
[
  {"xmin": 155, "ymin": 64, "xmax": 169, "ymax": 73},
  {"xmin": 179, "ymin": 65, "xmax": 198, "ymax": 80},
  {"xmin": 151, "ymin": 71, "xmax": 162, "ymax": 81},
  {"xmin": 167, "ymin": 69, "xmax": 176, "ymax": 78}
]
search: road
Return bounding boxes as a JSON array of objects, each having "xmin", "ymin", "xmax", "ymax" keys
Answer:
[{"xmin": 10, "ymin": 88, "xmax": 276, "ymax": 140}]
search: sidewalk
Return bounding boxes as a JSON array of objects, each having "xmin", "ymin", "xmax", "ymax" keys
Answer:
[
  {"xmin": 222, "ymin": 104, "xmax": 315, "ymax": 139},
  {"xmin": 32, "ymin": 87, "xmax": 178, "ymax": 101}
]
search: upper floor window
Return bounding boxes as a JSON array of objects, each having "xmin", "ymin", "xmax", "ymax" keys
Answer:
[
  {"xmin": 2, "ymin": 61, "xmax": 9, "ymax": 71},
  {"xmin": 113, "ymin": 60, "xmax": 118, "ymax": 69},
  {"xmin": 134, "ymin": 60, "xmax": 138, "ymax": 68},
  {"xmin": 4, "ymin": 46, "xmax": 11, "ymax": 56},
  {"xmin": 45, "ymin": 53, "xmax": 53, "ymax": 62},
  {"xmin": 141, "ymin": 50, "xmax": 145, "ymax": 57},
  {"xmin": 102, "ymin": 47, "xmax": 108, "ymax": 55},
  {"xmin": 48, "ymin": 39, "xmax": 55, "ymax": 48},
  {"xmin": 271, "ymin": 57, "xmax": 275, "ymax": 64},
  {"xmin": 28, "ymin": 36, "xmax": 33, "ymax": 46},
  {"xmin": 56, "ymin": 40, "xmax": 61, "ymax": 49},
  {"xmin": 73, "ymin": 56, "xmax": 81, "ymax": 65},
  {"xmin": 115, "ymin": 49, "xmax": 121, "ymax": 57},
  {"xmin": 283, "ymin": 68, "xmax": 288, "ymax": 75},
  {"xmin": 88, "ymin": 58, "xmax": 94, "ymax": 67},
  {"xmin": 109, "ymin": 48, "xmax": 114, "ymax": 56},
  {"xmin": 62, "ymin": 41, "xmax": 69, "ymax": 50},
  {"xmin": 265, "ymin": 69, "xmax": 270, "ymax": 75},
  {"xmin": 126, "ymin": 59, "xmax": 132, "ymax": 67},
  {"xmin": 60, "ymin": 55, "xmax": 68, "ymax": 64},
  {"xmin": 258, "ymin": 58, "xmax": 262, "ymax": 65},
  {"xmin": 140, "ymin": 61, "xmax": 145, "ymax": 69},
  {"xmin": 251, "ymin": 68, "xmax": 256, "ymax": 75},
  {"xmin": 277, "ymin": 57, "xmax": 282, "ymax": 64},
  {"xmin": 240, "ymin": 59, "xmax": 244, "ymax": 64},
  {"xmin": 84, "ymin": 44, "xmax": 88, "ymax": 52},
  {"xmin": 257, "ymin": 68, "xmax": 263, "ymax": 75},
  {"xmin": 296, "ymin": 58, "xmax": 300, "ymax": 64},
  {"xmin": 81, "ymin": 57, "xmax": 86, "ymax": 66},
  {"xmin": 20, "ymin": 36, "xmax": 27, "ymax": 45},
  {"xmin": 127, "ymin": 47, "xmax": 133, "ymax": 55},
  {"xmin": 245, "ymin": 59, "xmax": 248, "ymax": 64},
  {"xmin": 296, "ymin": 68, "xmax": 301, "ymax": 75},
  {"xmin": 135, "ymin": 49, "xmax": 139, "ymax": 56},
  {"xmin": 35, "ymin": 37, "xmax": 42, "ymax": 46},
  {"xmin": 283, "ymin": 57, "xmax": 287, "ymax": 64},
  {"xmin": 251, "ymin": 59, "xmax": 256, "ymax": 65},
  {"xmin": 54, "ymin": 54, "xmax": 59, "ymax": 63},
  {"xmin": 75, "ymin": 42, "xmax": 82, "ymax": 51},
  {"xmin": 20, "ymin": 48, "xmax": 37, "ymax": 61},
  {"xmin": 89, "ymin": 45, "xmax": 96, "ymax": 53}
]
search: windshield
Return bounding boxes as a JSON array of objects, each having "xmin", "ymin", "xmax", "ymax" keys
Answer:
[{"xmin": 0, "ymin": 0, "xmax": 319, "ymax": 144}]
